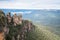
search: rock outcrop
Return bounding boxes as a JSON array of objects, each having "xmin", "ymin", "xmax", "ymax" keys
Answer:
[{"xmin": 0, "ymin": 10, "xmax": 35, "ymax": 40}]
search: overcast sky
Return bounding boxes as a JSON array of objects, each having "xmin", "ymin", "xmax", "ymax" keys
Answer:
[{"xmin": 0, "ymin": 0, "xmax": 60, "ymax": 9}]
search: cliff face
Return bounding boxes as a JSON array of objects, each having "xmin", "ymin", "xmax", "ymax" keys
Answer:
[
  {"xmin": 0, "ymin": 10, "xmax": 35, "ymax": 40},
  {"xmin": 0, "ymin": 10, "xmax": 6, "ymax": 33},
  {"xmin": 0, "ymin": 10, "xmax": 5, "ymax": 26},
  {"xmin": 0, "ymin": 10, "xmax": 6, "ymax": 40}
]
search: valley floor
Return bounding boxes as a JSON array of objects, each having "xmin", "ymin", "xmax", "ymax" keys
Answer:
[{"xmin": 27, "ymin": 25, "xmax": 60, "ymax": 40}]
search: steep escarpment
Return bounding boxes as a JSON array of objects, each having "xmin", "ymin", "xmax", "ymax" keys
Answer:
[{"xmin": 0, "ymin": 10, "xmax": 35, "ymax": 40}]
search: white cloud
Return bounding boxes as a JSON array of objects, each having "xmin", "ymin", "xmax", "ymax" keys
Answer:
[
  {"xmin": 0, "ymin": 0, "xmax": 60, "ymax": 9},
  {"xmin": 24, "ymin": 11, "xmax": 32, "ymax": 14},
  {"xmin": 6, "ymin": 0, "xmax": 60, "ymax": 4},
  {"xmin": 0, "ymin": 1, "xmax": 31, "ymax": 9},
  {"xmin": 11, "ymin": 12, "xmax": 24, "ymax": 15},
  {"xmin": 11, "ymin": 11, "xmax": 32, "ymax": 15}
]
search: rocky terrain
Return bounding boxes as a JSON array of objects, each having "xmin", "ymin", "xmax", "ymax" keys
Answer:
[{"xmin": 0, "ymin": 10, "xmax": 35, "ymax": 40}]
